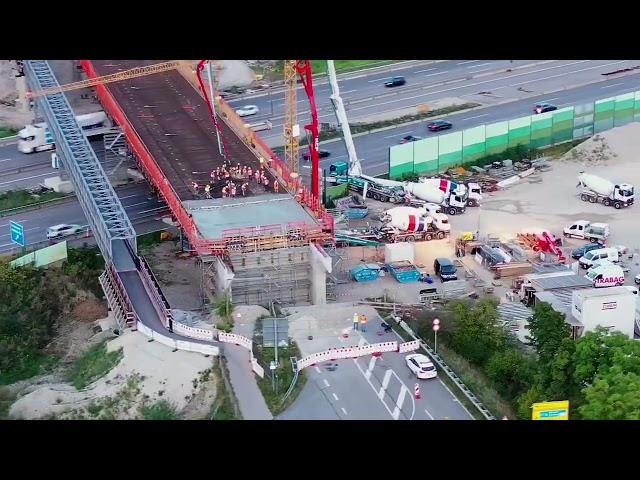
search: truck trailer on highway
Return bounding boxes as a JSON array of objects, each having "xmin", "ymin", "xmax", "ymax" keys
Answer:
[{"xmin": 17, "ymin": 111, "xmax": 110, "ymax": 153}]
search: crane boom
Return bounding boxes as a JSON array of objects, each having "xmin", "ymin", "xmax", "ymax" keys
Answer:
[
  {"xmin": 327, "ymin": 60, "xmax": 362, "ymax": 177},
  {"xmin": 26, "ymin": 61, "xmax": 181, "ymax": 99}
]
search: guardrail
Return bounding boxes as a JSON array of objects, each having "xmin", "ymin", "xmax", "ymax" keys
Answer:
[
  {"xmin": 395, "ymin": 318, "xmax": 495, "ymax": 420},
  {"xmin": 137, "ymin": 255, "xmax": 173, "ymax": 329},
  {"xmin": 136, "ymin": 321, "xmax": 219, "ymax": 356}
]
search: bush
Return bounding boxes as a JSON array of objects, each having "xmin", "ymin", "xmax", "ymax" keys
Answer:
[
  {"xmin": 140, "ymin": 400, "xmax": 179, "ymax": 420},
  {"xmin": 485, "ymin": 348, "xmax": 536, "ymax": 401},
  {"xmin": 62, "ymin": 247, "xmax": 105, "ymax": 298}
]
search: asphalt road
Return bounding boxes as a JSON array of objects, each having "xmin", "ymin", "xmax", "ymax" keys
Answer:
[
  {"xmin": 0, "ymin": 183, "xmax": 168, "ymax": 254},
  {"xmin": 0, "ymin": 138, "xmax": 117, "ymax": 193},
  {"xmin": 225, "ymin": 60, "xmax": 640, "ymax": 146},
  {"xmin": 306, "ymin": 71, "xmax": 640, "ymax": 177},
  {"xmin": 279, "ymin": 329, "xmax": 473, "ymax": 420}
]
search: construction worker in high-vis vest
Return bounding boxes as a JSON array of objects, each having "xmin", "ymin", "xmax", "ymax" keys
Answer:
[
  {"xmin": 360, "ymin": 314, "xmax": 368, "ymax": 332},
  {"xmin": 353, "ymin": 313, "xmax": 359, "ymax": 331}
]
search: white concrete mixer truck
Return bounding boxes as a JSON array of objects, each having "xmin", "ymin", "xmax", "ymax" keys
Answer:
[
  {"xmin": 577, "ymin": 172, "xmax": 634, "ymax": 209},
  {"xmin": 379, "ymin": 207, "xmax": 450, "ymax": 243},
  {"xmin": 403, "ymin": 180, "xmax": 468, "ymax": 215}
]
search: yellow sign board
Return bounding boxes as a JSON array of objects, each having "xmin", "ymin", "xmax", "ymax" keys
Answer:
[{"xmin": 532, "ymin": 400, "xmax": 569, "ymax": 420}]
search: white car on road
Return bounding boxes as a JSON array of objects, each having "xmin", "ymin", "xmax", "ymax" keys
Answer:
[
  {"xmin": 47, "ymin": 223, "xmax": 83, "ymax": 239},
  {"xmin": 235, "ymin": 105, "xmax": 259, "ymax": 117},
  {"xmin": 405, "ymin": 353, "xmax": 438, "ymax": 379}
]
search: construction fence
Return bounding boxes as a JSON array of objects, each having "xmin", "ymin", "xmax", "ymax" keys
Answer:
[{"xmin": 388, "ymin": 90, "xmax": 640, "ymax": 179}]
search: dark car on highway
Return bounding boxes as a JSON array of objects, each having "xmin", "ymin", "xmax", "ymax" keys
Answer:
[
  {"xmin": 302, "ymin": 149, "xmax": 331, "ymax": 160},
  {"xmin": 384, "ymin": 76, "xmax": 406, "ymax": 88},
  {"xmin": 427, "ymin": 120, "xmax": 453, "ymax": 132},
  {"xmin": 534, "ymin": 103, "xmax": 558, "ymax": 114},
  {"xmin": 571, "ymin": 242, "xmax": 602, "ymax": 260},
  {"xmin": 399, "ymin": 135, "xmax": 422, "ymax": 144}
]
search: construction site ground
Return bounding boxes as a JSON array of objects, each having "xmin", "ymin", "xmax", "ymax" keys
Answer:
[{"xmin": 331, "ymin": 122, "xmax": 640, "ymax": 310}]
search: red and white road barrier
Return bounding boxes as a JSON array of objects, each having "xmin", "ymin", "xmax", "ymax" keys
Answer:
[{"xmin": 414, "ymin": 383, "xmax": 421, "ymax": 400}]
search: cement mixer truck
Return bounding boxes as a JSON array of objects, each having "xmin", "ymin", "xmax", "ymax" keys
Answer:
[
  {"xmin": 380, "ymin": 207, "xmax": 450, "ymax": 242},
  {"xmin": 577, "ymin": 173, "xmax": 634, "ymax": 209},
  {"xmin": 404, "ymin": 180, "xmax": 468, "ymax": 215}
]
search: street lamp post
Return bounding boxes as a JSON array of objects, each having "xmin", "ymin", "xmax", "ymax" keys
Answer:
[{"xmin": 432, "ymin": 318, "xmax": 440, "ymax": 354}]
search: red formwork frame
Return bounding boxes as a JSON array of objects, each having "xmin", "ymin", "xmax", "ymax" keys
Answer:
[
  {"xmin": 79, "ymin": 60, "xmax": 200, "ymax": 245},
  {"xmin": 80, "ymin": 60, "xmax": 333, "ymax": 254}
]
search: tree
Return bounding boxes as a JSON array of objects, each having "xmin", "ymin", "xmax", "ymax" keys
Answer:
[
  {"xmin": 515, "ymin": 383, "xmax": 545, "ymax": 420},
  {"xmin": 527, "ymin": 302, "xmax": 571, "ymax": 366},
  {"xmin": 579, "ymin": 367, "xmax": 640, "ymax": 420},
  {"xmin": 449, "ymin": 297, "xmax": 504, "ymax": 365},
  {"xmin": 486, "ymin": 348, "xmax": 536, "ymax": 400},
  {"xmin": 545, "ymin": 337, "xmax": 580, "ymax": 405}
]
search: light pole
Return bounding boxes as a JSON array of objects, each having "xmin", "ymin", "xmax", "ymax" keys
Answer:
[{"xmin": 432, "ymin": 318, "xmax": 440, "ymax": 354}]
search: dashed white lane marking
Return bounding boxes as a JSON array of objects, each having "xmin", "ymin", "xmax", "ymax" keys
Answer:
[
  {"xmin": 332, "ymin": 392, "xmax": 339, "ymax": 401},
  {"xmin": 378, "ymin": 370, "xmax": 393, "ymax": 400},
  {"xmin": 392, "ymin": 386, "xmax": 409, "ymax": 420},
  {"xmin": 341, "ymin": 407, "xmax": 348, "ymax": 415},
  {"xmin": 423, "ymin": 71, "xmax": 447, "ymax": 77},
  {"xmin": 414, "ymin": 68, "xmax": 436, "ymax": 74},
  {"xmin": 323, "ymin": 379, "xmax": 330, "ymax": 388},
  {"xmin": 314, "ymin": 366, "xmax": 321, "ymax": 373},
  {"xmin": 461, "ymin": 113, "xmax": 489, "ymax": 121},
  {"xmin": 458, "ymin": 60, "xmax": 480, "ymax": 65},
  {"xmin": 424, "ymin": 408, "xmax": 435, "ymax": 420},
  {"xmin": 382, "ymin": 131, "xmax": 413, "ymax": 139},
  {"xmin": 467, "ymin": 62, "xmax": 492, "ymax": 69},
  {"xmin": 601, "ymin": 82, "xmax": 625, "ymax": 89}
]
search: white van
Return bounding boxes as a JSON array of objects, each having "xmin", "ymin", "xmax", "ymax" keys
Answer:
[
  {"xmin": 585, "ymin": 264, "xmax": 625, "ymax": 288},
  {"xmin": 578, "ymin": 247, "xmax": 619, "ymax": 269}
]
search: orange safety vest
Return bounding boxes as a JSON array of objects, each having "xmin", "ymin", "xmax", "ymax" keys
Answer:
[{"xmin": 360, "ymin": 315, "xmax": 367, "ymax": 324}]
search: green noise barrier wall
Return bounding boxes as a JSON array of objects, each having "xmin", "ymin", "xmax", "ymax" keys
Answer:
[{"xmin": 388, "ymin": 90, "xmax": 640, "ymax": 179}]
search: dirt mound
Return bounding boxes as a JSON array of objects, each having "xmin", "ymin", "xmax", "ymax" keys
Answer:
[
  {"xmin": 72, "ymin": 298, "xmax": 108, "ymax": 322},
  {"xmin": 561, "ymin": 122, "xmax": 640, "ymax": 166}
]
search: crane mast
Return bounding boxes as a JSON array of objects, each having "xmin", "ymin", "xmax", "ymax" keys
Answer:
[
  {"xmin": 327, "ymin": 60, "xmax": 362, "ymax": 177},
  {"xmin": 283, "ymin": 60, "xmax": 299, "ymax": 176}
]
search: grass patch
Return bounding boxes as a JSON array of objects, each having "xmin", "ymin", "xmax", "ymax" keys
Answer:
[
  {"xmin": 0, "ymin": 386, "xmax": 17, "ymax": 419},
  {"xmin": 0, "ymin": 354, "xmax": 59, "ymax": 385},
  {"xmin": 0, "ymin": 189, "xmax": 67, "ymax": 212},
  {"xmin": 272, "ymin": 60, "xmax": 394, "ymax": 77},
  {"xmin": 67, "ymin": 340, "xmax": 123, "ymax": 390},
  {"xmin": 0, "ymin": 127, "xmax": 18, "ymax": 139},
  {"xmin": 140, "ymin": 400, "xmax": 180, "ymax": 420},
  {"xmin": 298, "ymin": 103, "xmax": 480, "ymax": 146},
  {"xmin": 209, "ymin": 358, "xmax": 240, "ymax": 420},
  {"xmin": 252, "ymin": 317, "xmax": 306, "ymax": 416}
]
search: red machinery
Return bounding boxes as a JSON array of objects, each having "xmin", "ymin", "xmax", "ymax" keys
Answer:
[{"xmin": 294, "ymin": 60, "xmax": 321, "ymax": 200}]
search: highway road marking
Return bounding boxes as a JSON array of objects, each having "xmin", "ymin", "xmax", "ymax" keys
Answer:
[
  {"xmin": 365, "ymin": 356, "xmax": 377, "ymax": 380},
  {"xmin": 457, "ymin": 60, "xmax": 480, "ymax": 65},
  {"xmin": 461, "ymin": 113, "xmax": 489, "ymax": 121},
  {"xmin": 378, "ymin": 369, "xmax": 393, "ymax": 400},
  {"xmin": 342, "ymin": 90, "xmax": 357, "ymax": 94},
  {"xmin": 341, "ymin": 407, "xmax": 348, "ymax": 415},
  {"xmin": 314, "ymin": 366, "xmax": 321, "ymax": 373},
  {"xmin": 0, "ymin": 158, "xmax": 13, "ymax": 163},
  {"xmin": 601, "ymin": 82, "xmax": 625, "ymax": 89},
  {"xmin": 382, "ymin": 131, "xmax": 413, "ymax": 139},
  {"xmin": 467, "ymin": 62, "xmax": 492, "ymax": 69},
  {"xmin": 423, "ymin": 71, "xmax": 447, "ymax": 77},
  {"xmin": 367, "ymin": 76, "xmax": 391, "ymax": 83},
  {"xmin": 424, "ymin": 408, "xmax": 435, "ymax": 420},
  {"xmin": 392, "ymin": 386, "xmax": 408, "ymax": 420},
  {"xmin": 332, "ymin": 393, "xmax": 339, "ymax": 401},
  {"xmin": 323, "ymin": 379, "xmax": 331, "ymax": 388},
  {"xmin": 507, "ymin": 60, "xmax": 628, "ymax": 88},
  {"xmin": 0, "ymin": 172, "xmax": 56, "ymax": 186},
  {"xmin": 0, "ymin": 226, "xmax": 42, "ymax": 239},
  {"xmin": 414, "ymin": 68, "xmax": 437, "ymax": 74}
]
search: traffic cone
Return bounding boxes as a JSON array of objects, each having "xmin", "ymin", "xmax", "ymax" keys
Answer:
[{"xmin": 414, "ymin": 383, "xmax": 421, "ymax": 400}]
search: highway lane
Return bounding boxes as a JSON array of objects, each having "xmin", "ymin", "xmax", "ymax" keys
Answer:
[
  {"xmin": 308, "ymin": 71, "xmax": 640, "ymax": 177},
  {"xmin": 225, "ymin": 60, "xmax": 640, "ymax": 146},
  {"xmin": 280, "ymin": 333, "xmax": 472, "ymax": 420},
  {"xmin": 0, "ymin": 138, "xmax": 110, "ymax": 192},
  {"xmin": 0, "ymin": 183, "xmax": 168, "ymax": 254}
]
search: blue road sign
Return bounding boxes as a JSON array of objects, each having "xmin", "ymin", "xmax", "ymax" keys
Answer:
[{"xmin": 10, "ymin": 221, "xmax": 25, "ymax": 247}]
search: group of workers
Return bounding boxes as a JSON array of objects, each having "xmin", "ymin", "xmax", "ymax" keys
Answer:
[
  {"xmin": 352, "ymin": 313, "xmax": 368, "ymax": 332},
  {"xmin": 190, "ymin": 160, "xmax": 280, "ymax": 199}
]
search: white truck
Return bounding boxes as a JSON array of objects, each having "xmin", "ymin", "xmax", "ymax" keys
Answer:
[
  {"xmin": 563, "ymin": 220, "xmax": 610, "ymax": 243},
  {"xmin": 17, "ymin": 111, "xmax": 110, "ymax": 153},
  {"xmin": 466, "ymin": 182, "xmax": 483, "ymax": 207},
  {"xmin": 404, "ymin": 181, "xmax": 467, "ymax": 215},
  {"xmin": 577, "ymin": 172, "xmax": 634, "ymax": 209},
  {"xmin": 382, "ymin": 206, "xmax": 450, "ymax": 232}
]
